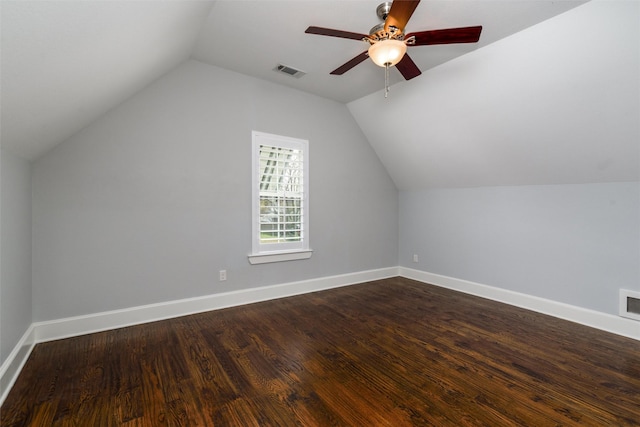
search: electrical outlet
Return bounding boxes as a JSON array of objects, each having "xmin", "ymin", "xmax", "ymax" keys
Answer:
[
  {"xmin": 413, "ymin": 254, "xmax": 419, "ymax": 263},
  {"xmin": 219, "ymin": 270, "xmax": 227, "ymax": 281}
]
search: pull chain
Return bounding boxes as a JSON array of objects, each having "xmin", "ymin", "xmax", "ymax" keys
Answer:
[{"xmin": 384, "ymin": 63, "xmax": 390, "ymax": 98}]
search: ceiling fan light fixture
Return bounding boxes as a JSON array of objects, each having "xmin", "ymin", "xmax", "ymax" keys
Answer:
[{"xmin": 368, "ymin": 39, "xmax": 407, "ymax": 67}]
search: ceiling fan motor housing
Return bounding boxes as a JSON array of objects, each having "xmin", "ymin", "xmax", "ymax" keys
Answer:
[
  {"xmin": 376, "ymin": 2, "xmax": 392, "ymax": 21},
  {"xmin": 370, "ymin": 2, "xmax": 404, "ymax": 42}
]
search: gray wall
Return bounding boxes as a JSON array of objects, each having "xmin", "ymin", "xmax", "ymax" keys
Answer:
[
  {"xmin": 1, "ymin": 149, "xmax": 32, "ymax": 365},
  {"xmin": 32, "ymin": 60, "xmax": 398, "ymax": 322},
  {"xmin": 399, "ymin": 182, "xmax": 640, "ymax": 315},
  {"xmin": 348, "ymin": 0, "xmax": 640, "ymax": 319}
]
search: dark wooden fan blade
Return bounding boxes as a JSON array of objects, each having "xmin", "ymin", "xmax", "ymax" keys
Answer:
[
  {"xmin": 385, "ymin": 0, "xmax": 421, "ymax": 33},
  {"xmin": 406, "ymin": 26, "xmax": 482, "ymax": 46},
  {"xmin": 395, "ymin": 54, "xmax": 422, "ymax": 80},
  {"xmin": 305, "ymin": 26, "xmax": 368, "ymax": 41},
  {"xmin": 330, "ymin": 51, "xmax": 369, "ymax": 75}
]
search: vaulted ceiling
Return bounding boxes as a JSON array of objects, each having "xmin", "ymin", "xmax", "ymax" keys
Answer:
[
  {"xmin": 349, "ymin": 0, "xmax": 640, "ymax": 189},
  {"xmin": 2, "ymin": 0, "xmax": 591, "ymax": 161}
]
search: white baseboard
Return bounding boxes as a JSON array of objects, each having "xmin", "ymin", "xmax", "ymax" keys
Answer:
[
  {"xmin": 0, "ymin": 325, "xmax": 36, "ymax": 405},
  {"xmin": 0, "ymin": 267, "xmax": 398, "ymax": 406},
  {"xmin": 32, "ymin": 266, "xmax": 637, "ymax": 344},
  {"xmin": 3, "ymin": 265, "xmax": 637, "ymax": 407},
  {"xmin": 400, "ymin": 267, "xmax": 640, "ymax": 341},
  {"xmin": 33, "ymin": 267, "xmax": 399, "ymax": 344}
]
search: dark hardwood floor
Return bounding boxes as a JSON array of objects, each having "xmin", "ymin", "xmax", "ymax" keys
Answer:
[{"xmin": 2, "ymin": 277, "xmax": 639, "ymax": 426}]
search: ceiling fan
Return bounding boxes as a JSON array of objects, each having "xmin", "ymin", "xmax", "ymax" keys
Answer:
[{"xmin": 305, "ymin": 0, "xmax": 482, "ymax": 96}]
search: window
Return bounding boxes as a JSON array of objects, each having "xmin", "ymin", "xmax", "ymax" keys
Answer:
[{"xmin": 249, "ymin": 131, "xmax": 311, "ymax": 264}]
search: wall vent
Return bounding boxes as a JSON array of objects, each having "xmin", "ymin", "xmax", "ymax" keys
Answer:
[
  {"xmin": 619, "ymin": 289, "xmax": 640, "ymax": 321},
  {"xmin": 274, "ymin": 64, "xmax": 306, "ymax": 78}
]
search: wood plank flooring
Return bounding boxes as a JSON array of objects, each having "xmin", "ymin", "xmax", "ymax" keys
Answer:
[{"xmin": 2, "ymin": 277, "xmax": 639, "ymax": 426}]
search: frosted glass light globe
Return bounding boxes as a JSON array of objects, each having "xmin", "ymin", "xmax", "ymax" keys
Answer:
[{"xmin": 368, "ymin": 39, "xmax": 407, "ymax": 67}]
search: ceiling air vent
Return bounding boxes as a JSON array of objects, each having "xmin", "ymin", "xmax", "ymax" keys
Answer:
[
  {"xmin": 274, "ymin": 64, "xmax": 306, "ymax": 78},
  {"xmin": 620, "ymin": 289, "xmax": 640, "ymax": 321}
]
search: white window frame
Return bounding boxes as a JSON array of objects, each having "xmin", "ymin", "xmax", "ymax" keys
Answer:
[{"xmin": 248, "ymin": 131, "xmax": 312, "ymax": 265}]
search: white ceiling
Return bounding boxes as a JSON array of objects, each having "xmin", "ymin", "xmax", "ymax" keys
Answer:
[
  {"xmin": 349, "ymin": 0, "xmax": 639, "ymax": 189},
  {"xmin": 1, "ymin": 0, "xmax": 214, "ymax": 161},
  {"xmin": 193, "ymin": 0, "xmax": 587, "ymax": 104},
  {"xmin": 1, "ymin": 0, "xmax": 589, "ymax": 161}
]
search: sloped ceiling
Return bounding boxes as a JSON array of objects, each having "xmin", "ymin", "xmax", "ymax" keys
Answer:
[
  {"xmin": 192, "ymin": 0, "xmax": 587, "ymax": 104},
  {"xmin": 1, "ymin": 0, "xmax": 590, "ymax": 161},
  {"xmin": 348, "ymin": 1, "xmax": 640, "ymax": 189},
  {"xmin": 1, "ymin": 1, "xmax": 215, "ymax": 160}
]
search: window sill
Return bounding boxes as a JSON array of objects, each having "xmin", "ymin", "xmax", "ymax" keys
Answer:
[{"xmin": 248, "ymin": 250, "xmax": 313, "ymax": 265}]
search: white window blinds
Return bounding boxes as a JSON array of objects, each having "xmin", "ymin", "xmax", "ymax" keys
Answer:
[
  {"xmin": 251, "ymin": 132, "xmax": 309, "ymax": 259},
  {"xmin": 258, "ymin": 144, "xmax": 304, "ymax": 244}
]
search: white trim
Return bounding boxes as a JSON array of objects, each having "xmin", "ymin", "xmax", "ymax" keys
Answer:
[
  {"xmin": 4, "ymin": 266, "xmax": 637, "ymax": 407},
  {"xmin": 400, "ymin": 267, "xmax": 640, "ymax": 341},
  {"xmin": 1, "ymin": 267, "xmax": 395, "ymax": 405},
  {"xmin": 33, "ymin": 267, "xmax": 399, "ymax": 344},
  {"xmin": 0, "ymin": 325, "xmax": 36, "ymax": 405},
  {"xmin": 252, "ymin": 131, "xmax": 310, "ymax": 255},
  {"xmin": 619, "ymin": 289, "xmax": 640, "ymax": 321},
  {"xmin": 248, "ymin": 249, "xmax": 313, "ymax": 264}
]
